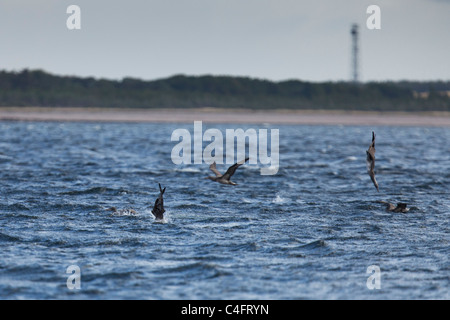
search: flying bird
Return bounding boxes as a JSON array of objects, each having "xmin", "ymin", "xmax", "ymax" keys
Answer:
[
  {"xmin": 206, "ymin": 158, "xmax": 249, "ymax": 185},
  {"xmin": 366, "ymin": 131, "xmax": 379, "ymax": 192},
  {"xmin": 152, "ymin": 183, "xmax": 166, "ymax": 220}
]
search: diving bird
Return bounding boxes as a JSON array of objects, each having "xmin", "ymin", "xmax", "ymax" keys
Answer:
[
  {"xmin": 151, "ymin": 183, "xmax": 166, "ymax": 220},
  {"xmin": 207, "ymin": 158, "xmax": 249, "ymax": 185},
  {"xmin": 366, "ymin": 131, "xmax": 379, "ymax": 192},
  {"xmin": 381, "ymin": 201, "xmax": 409, "ymax": 213}
]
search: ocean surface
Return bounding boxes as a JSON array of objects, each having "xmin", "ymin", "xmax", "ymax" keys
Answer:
[{"xmin": 0, "ymin": 121, "xmax": 448, "ymax": 300}]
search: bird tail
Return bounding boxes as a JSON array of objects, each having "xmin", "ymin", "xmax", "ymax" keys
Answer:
[
  {"xmin": 371, "ymin": 175, "xmax": 379, "ymax": 192},
  {"xmin": 159, "ymin": 183, "xmax": 166, "ymax": 195}
]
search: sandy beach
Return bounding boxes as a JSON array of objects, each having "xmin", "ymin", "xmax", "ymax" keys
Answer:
[{"xmin": 0, "ymin": 107, "xmax": 450, "ymax": 127}]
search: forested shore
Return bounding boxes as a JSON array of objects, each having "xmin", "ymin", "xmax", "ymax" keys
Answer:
[{"xmin": 1, "ymin": 69, "xmax": 449, "ymax": 111}]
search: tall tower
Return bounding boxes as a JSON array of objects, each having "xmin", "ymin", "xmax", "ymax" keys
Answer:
[{"xmin": 351, "ymin": 24, "xmax": 359, "ymax": 83}]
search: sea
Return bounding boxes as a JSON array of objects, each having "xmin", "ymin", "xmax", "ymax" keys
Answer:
[{"xmin": 0, "ymin": 121, "xmax": 448, "ymax": 300}]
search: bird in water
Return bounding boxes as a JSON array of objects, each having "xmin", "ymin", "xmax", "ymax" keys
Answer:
[
  {"xmin": 106, "ymin": 184, "xmax": 166, "ymax": 219},
  {"xmin": 380, "ymin": 201, "xmax": 409, "ymax": 213},
  {"xmin": 106, "ymin": 207, "xmax": 137, "ymax": 216},
  {"xmin": 206, "ymin": 158, "xmax": 249, "ymax": 185},
  {"xmin": 151, "ymin": 183, "xmax": 166, "ymax": 220},
  {"xmin": 366, "ymin": 131, "xmax": 379, "ymax": 192}
]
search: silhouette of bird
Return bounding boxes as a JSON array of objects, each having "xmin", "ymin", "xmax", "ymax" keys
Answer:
[
  {"xmin": 152, "ymin": 183, "xmax": 166, "ymax": 220},
  {"xmin": 206, "ymin": 158, "xmax": 249, "ymax": 185},
  {"xmin": 366, "ymin": 131, "xmax": 379, "ymax": 192}
]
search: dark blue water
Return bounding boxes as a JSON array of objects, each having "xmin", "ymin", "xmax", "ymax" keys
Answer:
[{"xmin": 0, "ymin": 121, "xmax": 448, "ymax": 299}]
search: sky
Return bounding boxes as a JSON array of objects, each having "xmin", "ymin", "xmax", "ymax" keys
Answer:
[{"xmin": 0, "ymin": 0, "xmax": 449, "ymax": 82}]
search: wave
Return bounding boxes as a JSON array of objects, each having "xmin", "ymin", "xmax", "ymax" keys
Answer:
[
  {"xmin": 0, "ymin": 154, "xmax": 12, "ymax": 163},
  {"xmin": 61, "ymin": 187, "xmax": 115, "ymax": 195},
  {"xmin": 292, "ymin": 240, "xmax": 334, "ymax": 257},
  {"xmin": 0, "ymin": 232, "xmax": 22, "ymax": 243},
  {"xmin": 300, "ymin": 239, "xmax": 327, "ymax": 249},
  {"xmin": 173, "ymin": 203, "xmax": 210, "ymax": 210},
  {"xmin": 174, "ymin": 167, "xmax": 201, "ymax": 173},
  {"xmin": 0, "ymin": 203, "xmax": 31, "ymax": 211},
  {"xmin": 60, "ymin": 187, "xmax": 136, "ymax": 196},
  {"xmin": 272, "ymin": 195, "xmax": 288, "ymax": 203},
  {"xmin": 155, "ymin": 261, "xmax": 231, "ymax": 279},
  {"xmin": 108, "ymin": 209, "xmax": 140, "ymax": 217}
]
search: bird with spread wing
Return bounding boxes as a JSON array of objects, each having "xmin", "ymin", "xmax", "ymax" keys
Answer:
[{"xmin": 206, "ymin": 158, "xmax": 249, "ymax": 185}]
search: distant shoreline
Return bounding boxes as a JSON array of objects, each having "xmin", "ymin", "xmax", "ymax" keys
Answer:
[{"xmin": 1, "ymin": 107, "xmax": 450, "ymax": 127}]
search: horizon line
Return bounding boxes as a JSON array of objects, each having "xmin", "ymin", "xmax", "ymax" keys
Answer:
[{"xmin": 1, "ymin": 67, "xmax": 450, "ymax": 85}]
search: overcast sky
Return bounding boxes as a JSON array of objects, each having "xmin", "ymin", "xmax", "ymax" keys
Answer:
[{"xmin": 1, "ymin": 0, "xmax": 449, "ymax": 82}]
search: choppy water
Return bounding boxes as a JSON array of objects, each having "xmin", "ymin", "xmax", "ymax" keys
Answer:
[{"xmin": 0, "ymin": 121, "xmax": 448, "ymax": 299}]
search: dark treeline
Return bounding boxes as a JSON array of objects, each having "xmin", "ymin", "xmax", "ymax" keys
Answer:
[{"xmin": 1, "ymin": 69, "xmax": 449, "ymax": 111}]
